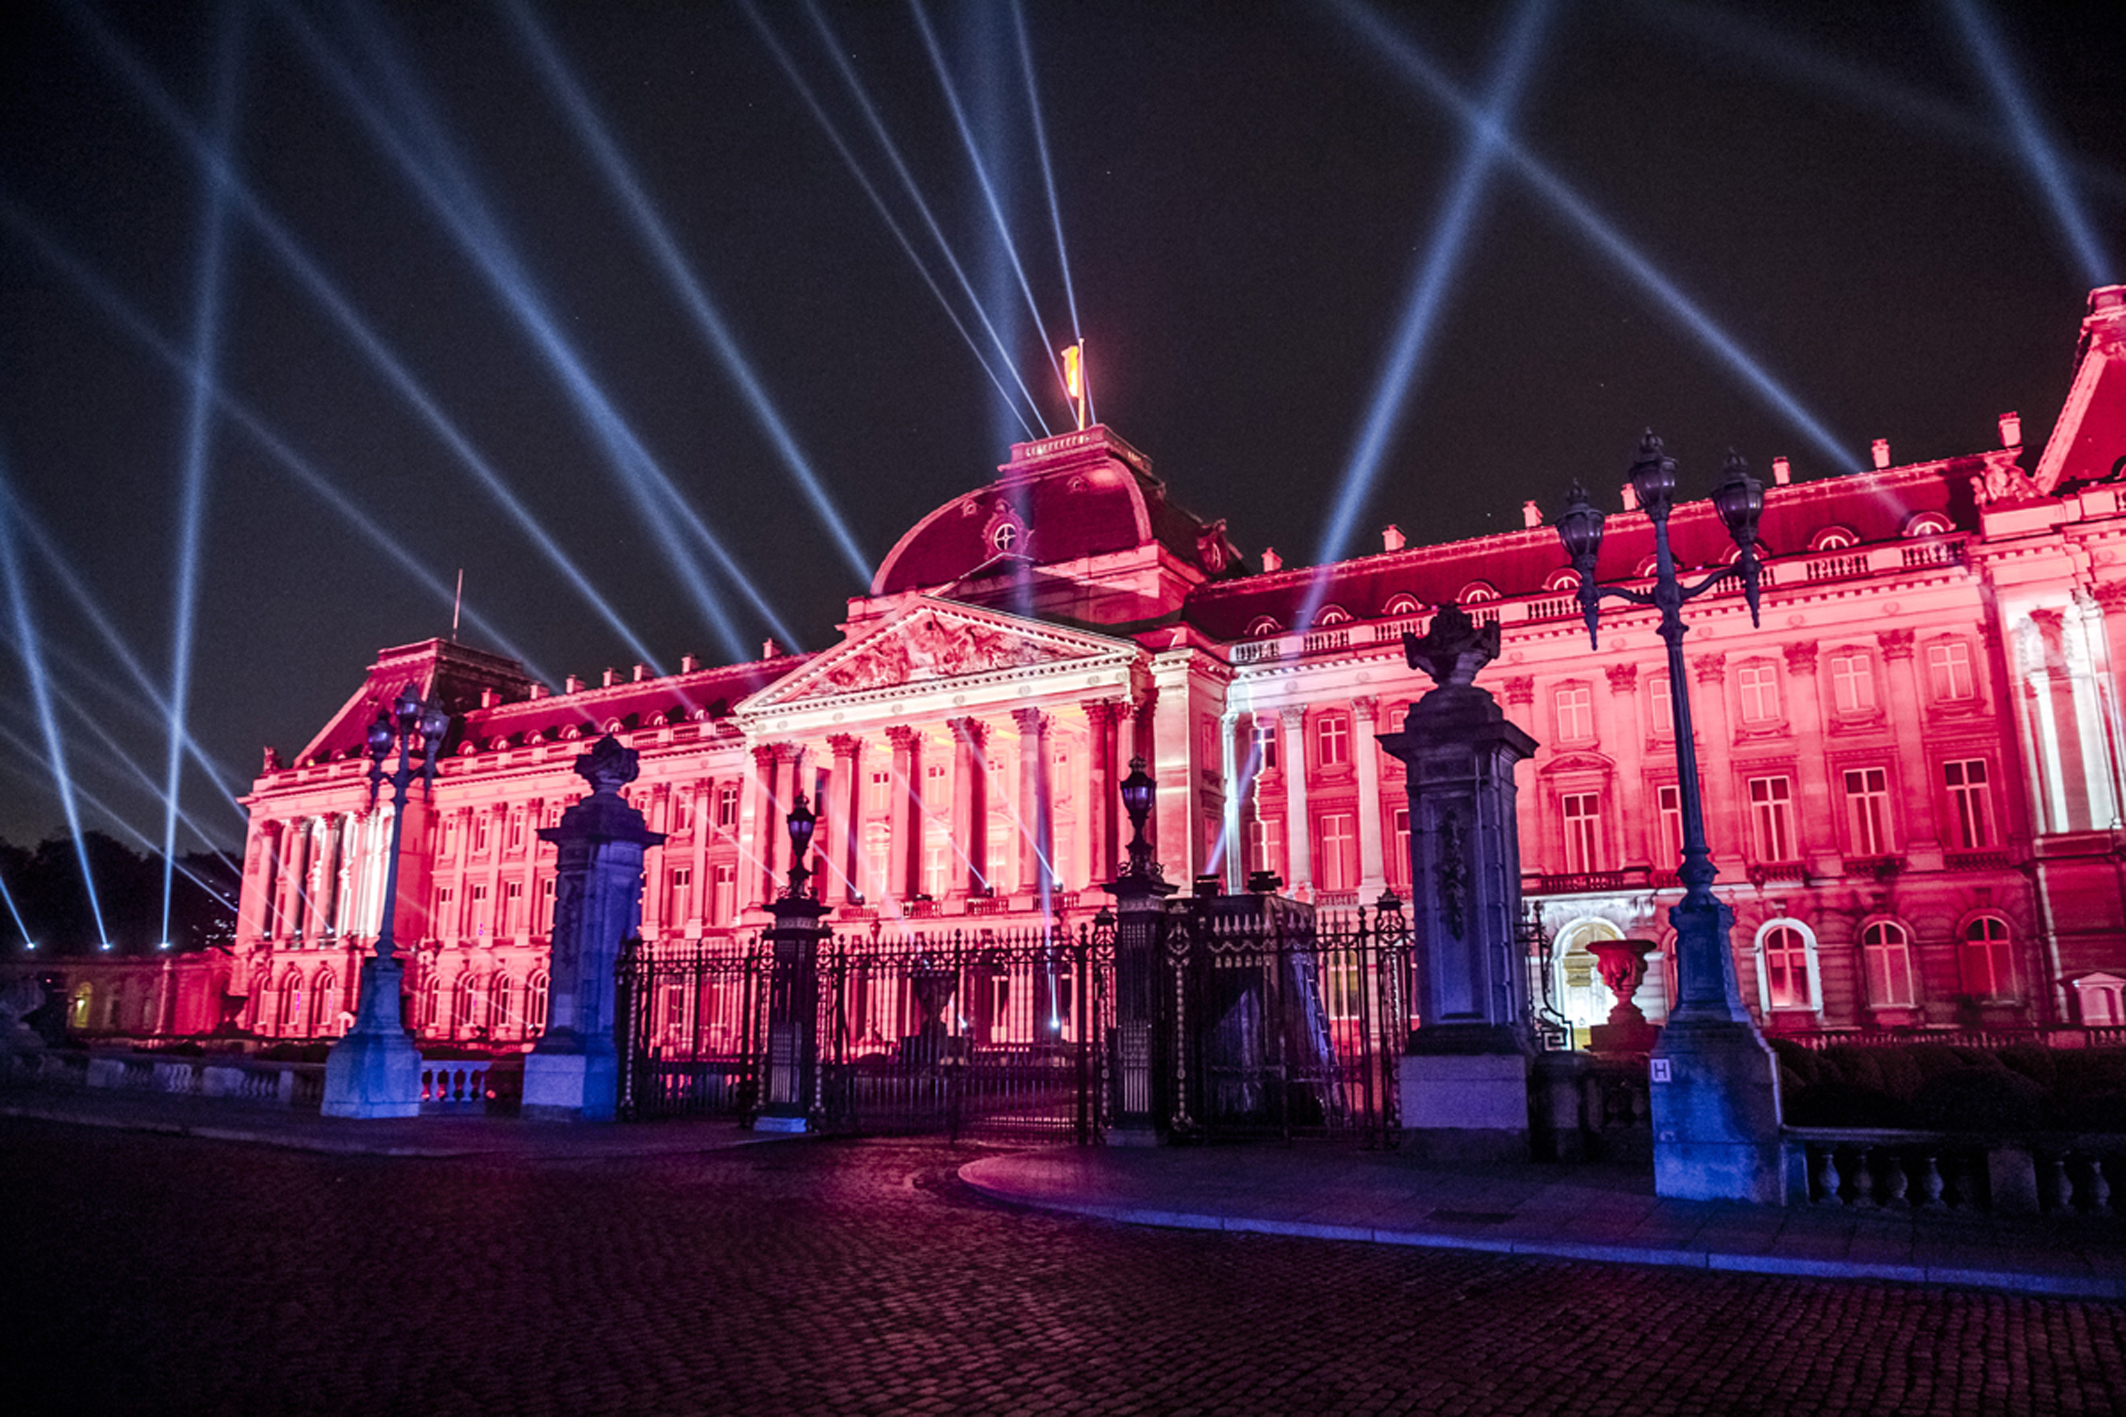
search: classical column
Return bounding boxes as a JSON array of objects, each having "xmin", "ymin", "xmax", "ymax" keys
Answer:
[
  {"xmin": 1691, "ymin": 653, "xmax": 1736, "ymax": 868},
  {"xmin": 1219, "ymin": 708, "xmax": 1244, "ymax": 891},
  {"xmin": 315, "ymin": 814, "xmax": 346, "ymax": 941},
  {"xmin": 244, "ymin": 820, "xmax": 282, "ymax": 942},
  {"xmin": 886, "ymin": 726, "xmax": 919, "ymax": 900},
  {"xmin": 1782, "ymin": 641, "xmax": 1837, "ymax": 870},
  {"xmin": 750, "ymin": 744, "xmax": 783, "ymax": 904},
  {"xmin": 286, "ymin": 818, "xmax": 315, "ymax": 944},
  {"xmin": 1876, "ymin": 629, "xmax": 1940, "ymax": 857},
  {"xmin": 524, "ymin": 737, "xmax": 666, "ymax": 1122},
  {"xmin": 1352, "ymin": 696, "xmax": 1386, "ymax": 892},
  {"xmin": 1280, "ymin": 707, "xmax": 1312, "ymax": 893},
  {"xmin": 827, "ymin": 737, "xmax": 864, "ymax": 903},
  {"xmin": 1604, "ymin": 663, "xmax": 1648, "ymax": 865},
  {"xmin": 1014, "ymin": 708, "xmax": 1053, "ymax": 895},
  {"xmin": 1082, "ymin": 701, "xmax": 1120, "ymax": 883},
  {"xmin": 950, "ymin": 719, "xmax": 990, "ymax": 893}
]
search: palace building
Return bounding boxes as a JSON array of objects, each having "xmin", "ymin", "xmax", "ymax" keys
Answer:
[{"xmin": 107, "ymin": 286, "xmax": 2126, "ymax": 1052}]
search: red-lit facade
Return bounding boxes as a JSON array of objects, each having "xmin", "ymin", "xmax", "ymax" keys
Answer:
[{"xmin": 120, "ymin": 286, "xmax": 2126, "ymax": 1050}]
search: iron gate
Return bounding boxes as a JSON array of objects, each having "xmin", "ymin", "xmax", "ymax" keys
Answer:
[
  {"xmin": 1165, "ymin": 899, "xmax": 1408, "ymax": 1147},
  {"xmin": 616, "ymin": 937, "xmax": 765, "ymax": 1120},
  {"xmin": 816, "ymin": 923, "xmax": 1113, "ymax": 1143}
]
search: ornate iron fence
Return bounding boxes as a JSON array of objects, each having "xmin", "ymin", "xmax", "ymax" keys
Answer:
[{"xmin": 616, "ymin": 938, "xmax": 766, "ymax": 1121}]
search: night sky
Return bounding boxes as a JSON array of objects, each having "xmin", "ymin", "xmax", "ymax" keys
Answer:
[{"xmin": 1, "ymin": 0, "xmax": 2122, "ymax": 856}]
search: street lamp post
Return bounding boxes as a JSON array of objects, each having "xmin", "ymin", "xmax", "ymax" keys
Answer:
[
  {"xmin": 321, "ymin": 685, "xmax": 449, "ymax": 1118},
  {"xmin": 1555, "ymin": 431, "xmax": 1787, "ymax": 1202},
  {"xmin": 757, "ymin": 790, "xmax": 828, "ymax": 1133}
]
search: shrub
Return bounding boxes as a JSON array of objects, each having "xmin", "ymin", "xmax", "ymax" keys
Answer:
[{"xmin": 1908, "ymin": 1067, "xmax": 2046, "ymax": 1132}]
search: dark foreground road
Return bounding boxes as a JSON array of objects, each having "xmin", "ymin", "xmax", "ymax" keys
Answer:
[{"xmin": 4, "ymin": 1119, "xmax": 2123, "ymax": 1416}]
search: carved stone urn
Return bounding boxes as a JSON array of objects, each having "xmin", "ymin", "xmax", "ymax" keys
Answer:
[{"xmin": 1586, "ymin": 937, "xmax": 1661, "ymax": 1055}]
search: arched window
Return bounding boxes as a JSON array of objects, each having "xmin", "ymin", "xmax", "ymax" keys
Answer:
[
  {"xmin": 489, "ymin": 974, "xmax": 514, "ymax": 1036},
  {"xmin": 1458, "ymin": 581, "xmax": 1498, "ymax": 604},
  {"xmin": 1382, "ymin": 594, "xmax": 1422, "ymax": 618},
  {"xmin": 527, "ymin": 972, "xmax": 551, "ymax": 1036},
  {"xmin": 1543, "ymin": 569, "xmax": 1581, "ymax": 594},
  {"xmin": 1810, "ymin": 526, "xmax": 1858, "ymax": 551},
  {"xmin": 105, "ymin": 982, "xmax": 128, "ymax": 1033},
  {"xmin": 311, "ymin": 970, "xmax": 337, "ymax": 1036},
  {"xmin": 453, "ymin": 975, "xmax": 480, "ymax": 1037},
  {"xmin": 422, "ymin": 974, "xmax": 443, "ymax": 1034},
  {"xmin": 1904, "ymin": 511, "xmax": 1953, "ymax": 538},
  {"xmin": 1246, "ymin": 616, "xmax": 1283, "ymax": 638},
  {"xmin": 279, "ymin": 969, "xmax": 306, "ymax": 1035},
  {"xmin": 1962, "ymin": 915, "xmax": 2014, "ymax": 999},
  {"xmin": 1315, "ymin": 604, "xmax": 1351, "ymax": 627},
  {"xmin": 1861, "ymin": 922, "xmax": 1915, "ymax": 1008},
  {"xmin": 1754, "ymin": 920, "xmax": 1820, "ymax": 1014},
  {"xmin": 69, "ymin": 984, "xmax": 93, "ymax": 1031}
]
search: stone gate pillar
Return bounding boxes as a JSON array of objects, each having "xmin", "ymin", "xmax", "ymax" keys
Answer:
[
  {"xmin": 524, "ymin": 736, "xmax": 665, "ymax": 1122},
  {"xmin": 756, "ymin": 875, "xmax": 829, "ymax": 1134},
  {"xmin": 1377, "ymin": 607, "xmax": 1540, "ymax": 1160}
]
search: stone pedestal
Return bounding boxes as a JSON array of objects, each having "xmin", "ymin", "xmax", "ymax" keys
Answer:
[
  {"xmin": 1651, "ymin": 1018, "xmax": 1785, "ymax": 1203},
  {"xmin": 322, "ymin": 957, "xmax": 422, "ymax": 1119},
  {"xmin": 1397, "ymin": 1052, "xmax": 1532, "ymax": 1161},
  {"xmin": 524, "ymin": 736, "xmax": 664, "ymax": 1123},
  {"xmin": 1377, "ymin": 608, "xmax": 1540, "ymax": 1157}
]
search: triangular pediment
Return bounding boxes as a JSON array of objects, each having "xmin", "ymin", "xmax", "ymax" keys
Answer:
[{"xmin": 743, "ymin": 598, "xmax": 1140, "ymax": 709}]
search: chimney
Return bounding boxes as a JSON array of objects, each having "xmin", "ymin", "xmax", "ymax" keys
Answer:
[
  {"xmin": 680, "ymin": 653, "xmax": 698, "ymax": 674},
  {"xmin": 1521, "ymin": 501, "xmax": 1541, "ymax": 530},
  {"xmin": 1871, "ymin": 438, "xmax": 1891, "ymax": 470},
  {"xmin": 602, "ymin": 668, "xmax": 618, "ymax": 688},
  {"xmin": 529, "ymin": 684, "xmax": 549, "ymax": 701},
  {"xmin": 564, "ymin": 675, "xmax": 583, "ymax": 695},
  {"xmin": 632, "ymin": 663, "xmax": 649, "ymax": 682},
  {"xmin": 479, "ymin": 687, "xmax": 498, "ymax": 709},
  {"xmin": 761, "ymin": 638, "xmax": 780, "ymax": 661},
  {"xmin": 1261, "ymin": 546, "xmax": 1282, "ymax": 573},
  {"xmin": 1772, "ymin": 456, "xmax": 1792, "ymax": 486},
  {"xmin": 1999, "ymin": 411, "xmax": 2022, "ymax": 449},
  {"xmin": 1382, "ymin": 524, "xmax": 1406, "ymax": 551},
  {"xmin": 1621, "ymin": 483, "xmax": 1639, "ymax": 512}
]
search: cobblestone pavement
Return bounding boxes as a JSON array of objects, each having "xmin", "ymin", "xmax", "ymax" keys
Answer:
[{"xmin": 6, "ymin": 1119, "xmax": 2125, "ymax": 1417}]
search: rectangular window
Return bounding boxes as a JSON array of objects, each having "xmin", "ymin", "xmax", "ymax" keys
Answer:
[
  {"xmin": 1554, "ymin": 684, "xmax": 1593, "ymax": 743},
  {"xmin": 1252, "ymin": 721, "xmax": 1279, "ymax": 772},
  {"xmin": 474, "ymin": 814, "xmax": 492, "ymax": 855},
  {"xmin": 865, "ymin": 770, "xmax": 892, "ymax": 814},
  {"xmin": 1648, "ymin": 674, "xmax": 1674, "ymax": 737},
  {"xmin": 1749, "ymin": 776, "xmax": 1796, "ymax": 861},
  {"xmin": 1246, "ymin": 815, "xmax": 1285, "ymax": 880},
  {"xmin": 716, "ymin": 783, "xmax": 740, "ymax": 829},
  {"xmin": 1323, "ymin": 949, "xmax": 1363, "ymax": 1020},
  {"xmin": 1317, "ymin": 713, "xmax": 1350, "ymax": 769},
  {"xmin": 508, "ymin": 811, "xmax": 526, "ymax": 853},
  {"xmin": 1388, "ymin": 807, "xmax": 1411, "ymax": 888},
  {"xmin": 1738, "ymin": 662, "xmax": 1781, "ymax": 724},
  {"xmin": 469, "ymin": 883, "xmax": 490, "ymax": 938},
  {"xmin": 503, "ymin": 881, "xmax": 524, "ymax": 937},
  {"xmin": 1316, "ymin": 812, "xmax": 1357, "ymax": 891},
  {"xmin": 1656, "ymin": 784, "xmax": 1683, "ymax": 867},
  {"xmin": 1928, "ymin": 641, "xmax": 1975, "ymax": 701},
  {"xmin": 1829, "ymin": 653, "xmax": 1876, "ymax": 715},
  {"xmin": 668, "ymin": 866, "xmax": 693, "ymax": 926},
  {"xmin": 1944, "ymin": 759, "xmax": 1993, "ymax": 849},
  {"xmin": 670, "ymin": 793, "xmax": 693, "ymax": 835},
  {"xmin": 539, "ymin": 878, "xmax": 555, "ymax": 932},
  {"xmin": 711, "ymin": 863, "xmax": 738, "ymax": 926},
  {"xmin": 1562, "ymin": 793, "xmax": 1602, "ymax": 874},
  {"xmin": 1844, "ymin": 767, "xmax": 1892, "ymax": 855},
  {"xmin": 434, "ymin": 885, "xmax": 454, "ymax": 936}
]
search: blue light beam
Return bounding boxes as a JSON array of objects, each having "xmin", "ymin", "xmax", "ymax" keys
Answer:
[
  {"xmin": 796, "ymin": 1, "xmax": 1054, "ymax": 437},
  {"xmin": 162, "ymin": 2, "xmax": 246, "ymax": 952},
  {"xmin": 1010, "ymin": 0, "xmax": 1090, "ymax": 423},
  {"xmin": 64, "ymin": 3, "xmax": 661, "ymax": 669},
  {"xmin": 0, "ymin": 201, "xmax": 559, "ymax": 688},
  {"xmin": 1309, "ymin": 0, "xmax": 1553, "ymax": 606},
  {"xmin": 1332, "ymin": 0, "xmax": 1856, "ymax": 474},
  {"xmin": 295, "ymin": 4, "xmax": 792, "ymax": 657},
  {"xmin": 1946, "ymin": 0, "xmax": 2116, "ymax": 288},
  {"xmin": 909, "ymin": 0, "xmax": 1067, "ymax": 393},
  {"xmin": 742, "ymin": 2, "xmax": 1040, "ymax": 442},
  {"xmin": 0, "ymin": 467, "xmax": 111, "ymax": 948},
  {"xmin": 503, "ymin": 0, "xmax": 875, "ymax": 588}
]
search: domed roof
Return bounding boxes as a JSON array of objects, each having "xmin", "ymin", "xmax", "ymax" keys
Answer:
[{"xmin": 871, "ymin": 427, "xmax": 1242, "ymax": 598}]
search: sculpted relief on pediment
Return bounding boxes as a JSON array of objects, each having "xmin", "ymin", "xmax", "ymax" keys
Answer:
[{"xmin": 792, "ymin": 610, "xmax": 1105, "ymax": 700}]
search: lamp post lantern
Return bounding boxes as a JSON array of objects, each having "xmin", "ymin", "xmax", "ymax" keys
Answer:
[
  {"xmin": 1556, "ymin": 431, "xmax": 1785, "ymax": 1202},
  {"xmin": 321, "ymin": 684, "xmax": 450, "ymax": 1118}
]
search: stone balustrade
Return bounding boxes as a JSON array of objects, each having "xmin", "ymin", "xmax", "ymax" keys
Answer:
[
  {"xmin": 420, "ymin": 1060, "xmax": 493, "ymax": 1110},
  {"xmin": 1785, "ymin": 1128, "xmax": 2125, "ymax": 1216}
]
